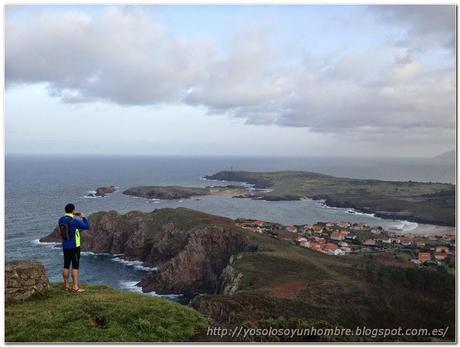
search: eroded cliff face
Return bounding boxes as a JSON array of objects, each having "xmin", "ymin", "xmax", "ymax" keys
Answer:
[
  {"xmin": 139, "ymin": 227, "xmax": 249, "ymax": 296},
  {"xmin": 40, "ymin": 208, "xmax": 253, "ymax": 295}
]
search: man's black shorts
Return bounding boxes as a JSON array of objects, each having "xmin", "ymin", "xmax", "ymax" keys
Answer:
[{"xmin": 63, "ymin": 247, "xmax": 81, "ymax": 269}]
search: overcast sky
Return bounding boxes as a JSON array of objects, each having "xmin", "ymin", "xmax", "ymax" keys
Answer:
[{"xmin": 5, "ymin": 5, "xmax": 456, "ymax": 157}]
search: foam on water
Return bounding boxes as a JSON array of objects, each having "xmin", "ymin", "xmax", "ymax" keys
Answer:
[
  {"xmin": 32, "ymin": 239, "xmax": 60, "ymax": 247},
  {"xmin": 346, "ymin": 209, "xmax": 377, "ymax": 218},
  {"xmin": 392, "ymin": 220, "xmax": 419, "ymax": 232},
  {"xmin": 118, "ymin": 280, "xmax": 183, "ymax": 299},
  {"xmin": 111, "ymin": 257, "xmax": 157, "ymax": 271}
]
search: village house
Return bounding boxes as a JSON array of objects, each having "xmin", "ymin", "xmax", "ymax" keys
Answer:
[
  {"xmin": 299, "ymin": 240, "xmax": 310, "ymax": 248},
  {"xmin": 434, "ymin": 252, "xmax": 448, "ymax": 261},
  {"xmin": 398, "ymin": 237, "xmax": 413, "ymax": 246},
  {"xmin": 442, "ymin": 234, "xmax": 455, "ymax": 241},
  {"xmin": 309, "ymin": 242, "xmax": 322, "ymax": 251},
  {"xmin": 313, "ymin": 237, "xmax": 326, "ymax": 244},
  {"xmin": 253, "ymin": 220, "xmax": 265, "ymax": 227},
  {"xmin": 435, "ymin": 246, "xmax": 450, "ymax": 254},
  {"xmin": 332, "ymin": 248, "xmax": 346, "ymax": 256},
  {"xmin": 362, "ymin": 239, "xmax": 377, "ymax": 246},
  {"xmin": 380, "ymin": 236, "xmax": 392, "ymax": 244},
  {"xmin": 418, "ymin": 252, "xmax": 432, "ymax": 263},
  {"xmin": 286, "ymin": 225, "xmax": 298, "ymax": 233},
  {"xmin": 312, "ymin": 224, "xmax": 324, "ymax": 233},
  {"xmin": 296, "ymin": 236, "xmax": 309, "ymax": 243},
  {"xmin": 336, "ymin": 221, "xmax": 351, "ymax": 228},
  {"xmin": 301, "ymin": 225, "xmax": 312, "ymax": 234},
  {"xmin": 415, "ymin": 241, "xmax": 426, "ymax": 248},
  {"xmin": 330, "ymin": 231, "xmax": 346, "ymax": 241}
]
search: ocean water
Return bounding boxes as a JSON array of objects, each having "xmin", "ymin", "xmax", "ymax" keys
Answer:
[{"xmin": 5, "ymin": 155, "xmax": 455, "ymax": 295}]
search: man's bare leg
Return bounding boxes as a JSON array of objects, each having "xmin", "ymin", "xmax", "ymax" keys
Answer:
[
  {"xmin": 63, "ymin": 268, "xmax": 70, "ymax": 289},
  {"xmin": 71, "ymin": 269, "xmax": 85, "ymax": 292},
  {"xmin": 71, "ymin": 269, "xmax": 79, "ymax": 289}
]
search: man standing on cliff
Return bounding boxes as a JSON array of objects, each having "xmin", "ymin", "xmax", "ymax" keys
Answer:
[{"xmin": 59, "ymin": 203, "xmax": 90, "ymax": 293}]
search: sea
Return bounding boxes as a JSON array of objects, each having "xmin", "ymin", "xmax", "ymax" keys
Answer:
[{"xmin": 5, "ymin": 155, "xmax": 455, "ymax": 296}]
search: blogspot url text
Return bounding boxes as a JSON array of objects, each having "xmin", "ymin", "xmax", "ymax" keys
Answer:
[{"xmin": 206, "ymin": 326, "xmax": 450, "ymax": 339}]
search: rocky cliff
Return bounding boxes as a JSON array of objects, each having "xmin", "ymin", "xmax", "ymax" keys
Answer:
[{"xmin": 41, "ymin": 208, "xmax": 254, "ymax": 295}]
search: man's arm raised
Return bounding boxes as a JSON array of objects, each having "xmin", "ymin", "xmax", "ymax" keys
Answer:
[{"xmin": 74, "ymin": 213, "xmax": 90, "ymax": 230}]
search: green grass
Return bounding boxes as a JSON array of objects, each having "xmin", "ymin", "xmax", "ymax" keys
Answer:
[{"xmin": 5, "ymin": 283, "xmax": 208, "ymax": 342}]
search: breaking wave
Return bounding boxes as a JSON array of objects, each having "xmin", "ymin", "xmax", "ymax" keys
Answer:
[
  {"xmin": 111, "ymin": 257, "xmax": 157, "ymax": 272},
  {"xmin": 118, "ymin": 280, "xmax": 182, "ymax": 299}
]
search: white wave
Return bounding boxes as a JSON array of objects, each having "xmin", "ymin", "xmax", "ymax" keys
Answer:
[
  {"xmin": 111, "ymin": 257, "xmax": 157, "ymax": 271},
  {"xmin": 80, "ymin": 251, "xmax": 113, "ymax": 256},
  {"xmin": 118, "ymin": 280, "xmax": 182, "ymax": 299},
  {"xmin": 81, "ymin": 195, "xmax": 99, "ymax": 199},
  {"xmin": 32, "ymin": 239, "xmax": 60, "ymax": 247},
  {"xmin": 178, "ymin": 200, "xmax": 184, "ymax": 203},
  {"xmin": 345, "ymin": 209, "xmax": 376, "ymax": 218},
  {"xmin": 391, "ymin": 220, "xmax": 419, "ymax": 232}
]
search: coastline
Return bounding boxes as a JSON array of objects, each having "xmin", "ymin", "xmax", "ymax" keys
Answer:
[{"xmin": 204, "ymin": 176, "xmax": 455, "ymax": 233}]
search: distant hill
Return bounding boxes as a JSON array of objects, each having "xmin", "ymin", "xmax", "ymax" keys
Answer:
[{"xmin": 433, "ymin": 150, "xmax": 455, "ymax": 162}]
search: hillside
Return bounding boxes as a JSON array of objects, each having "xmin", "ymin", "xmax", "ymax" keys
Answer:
[
  {"xmin": 433, "ymin": 150, "xmax": 455, "ymax": 162},
  {"xmin": 5, "ymin": 283, "xmax": 208, "ymax": 342},
  {"xmin": 205, "ymin": 171, "xmax": 455, "ymax": 226},
  {"xmin": 39, "ymin": 208, "xmax": 455, "ymax": 342}
]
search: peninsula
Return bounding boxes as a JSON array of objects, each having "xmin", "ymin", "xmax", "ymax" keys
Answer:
[{"xmin": 205, "ymin": 171, "xmax": 455, "ymax": 226}]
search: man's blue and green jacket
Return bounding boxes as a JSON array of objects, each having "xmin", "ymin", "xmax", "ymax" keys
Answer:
[{"xmin": 58, "ymin": 213, "xmax": 91, "ymax": 249}]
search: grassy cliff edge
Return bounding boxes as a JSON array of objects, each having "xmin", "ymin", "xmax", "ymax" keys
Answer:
[{"xmin": 5, "ymin": 283, "xmax": 208, "ymax": 342}]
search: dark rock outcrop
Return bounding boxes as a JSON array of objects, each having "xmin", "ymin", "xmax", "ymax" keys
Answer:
[
  {"xmin": 87, "ymin": 185, "xmax": 117, "ymax": 197},
  {"xmin": 5, "ymin": 260, "xmax": 50, "ymax": 302},
  {"xmin": 40, "ymin": 208, "xmax": 253, "ymax": 295},
  {"xmin": 123, "ymin": 186, "xmax": 209, "ymax": 200}
]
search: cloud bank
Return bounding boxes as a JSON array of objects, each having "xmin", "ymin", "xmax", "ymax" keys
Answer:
[{"xmin": 6, "ymin": 5, "xmax": 456, "ymax": 138}]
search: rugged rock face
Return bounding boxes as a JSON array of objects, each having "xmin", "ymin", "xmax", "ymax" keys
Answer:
[
  {"xmin": 139, "ymin": 227, "xmax": 249, "ymax": 296},
  {"xmin": 5, "ymin": 260, "xmax": 50, "ymax": 302},
  {"xmin": 40, "ymin": 208, "xmax": 254, "ymax": 295},
  {"xmin": 217, "ymin": 255, "xmax": 244, "ymax": 295}
]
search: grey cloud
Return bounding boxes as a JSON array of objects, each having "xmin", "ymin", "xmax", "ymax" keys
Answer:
[
  {"xmin": 6, "ymin": 8, "xmax": 211, "ymax": 104},
  {"xmin": 375, "ymin": 5, "xmax": 456, "ymax": 52},
  {"xmin": 5, "ymin": 6, "xmax": 456, "ymax": 139}
]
